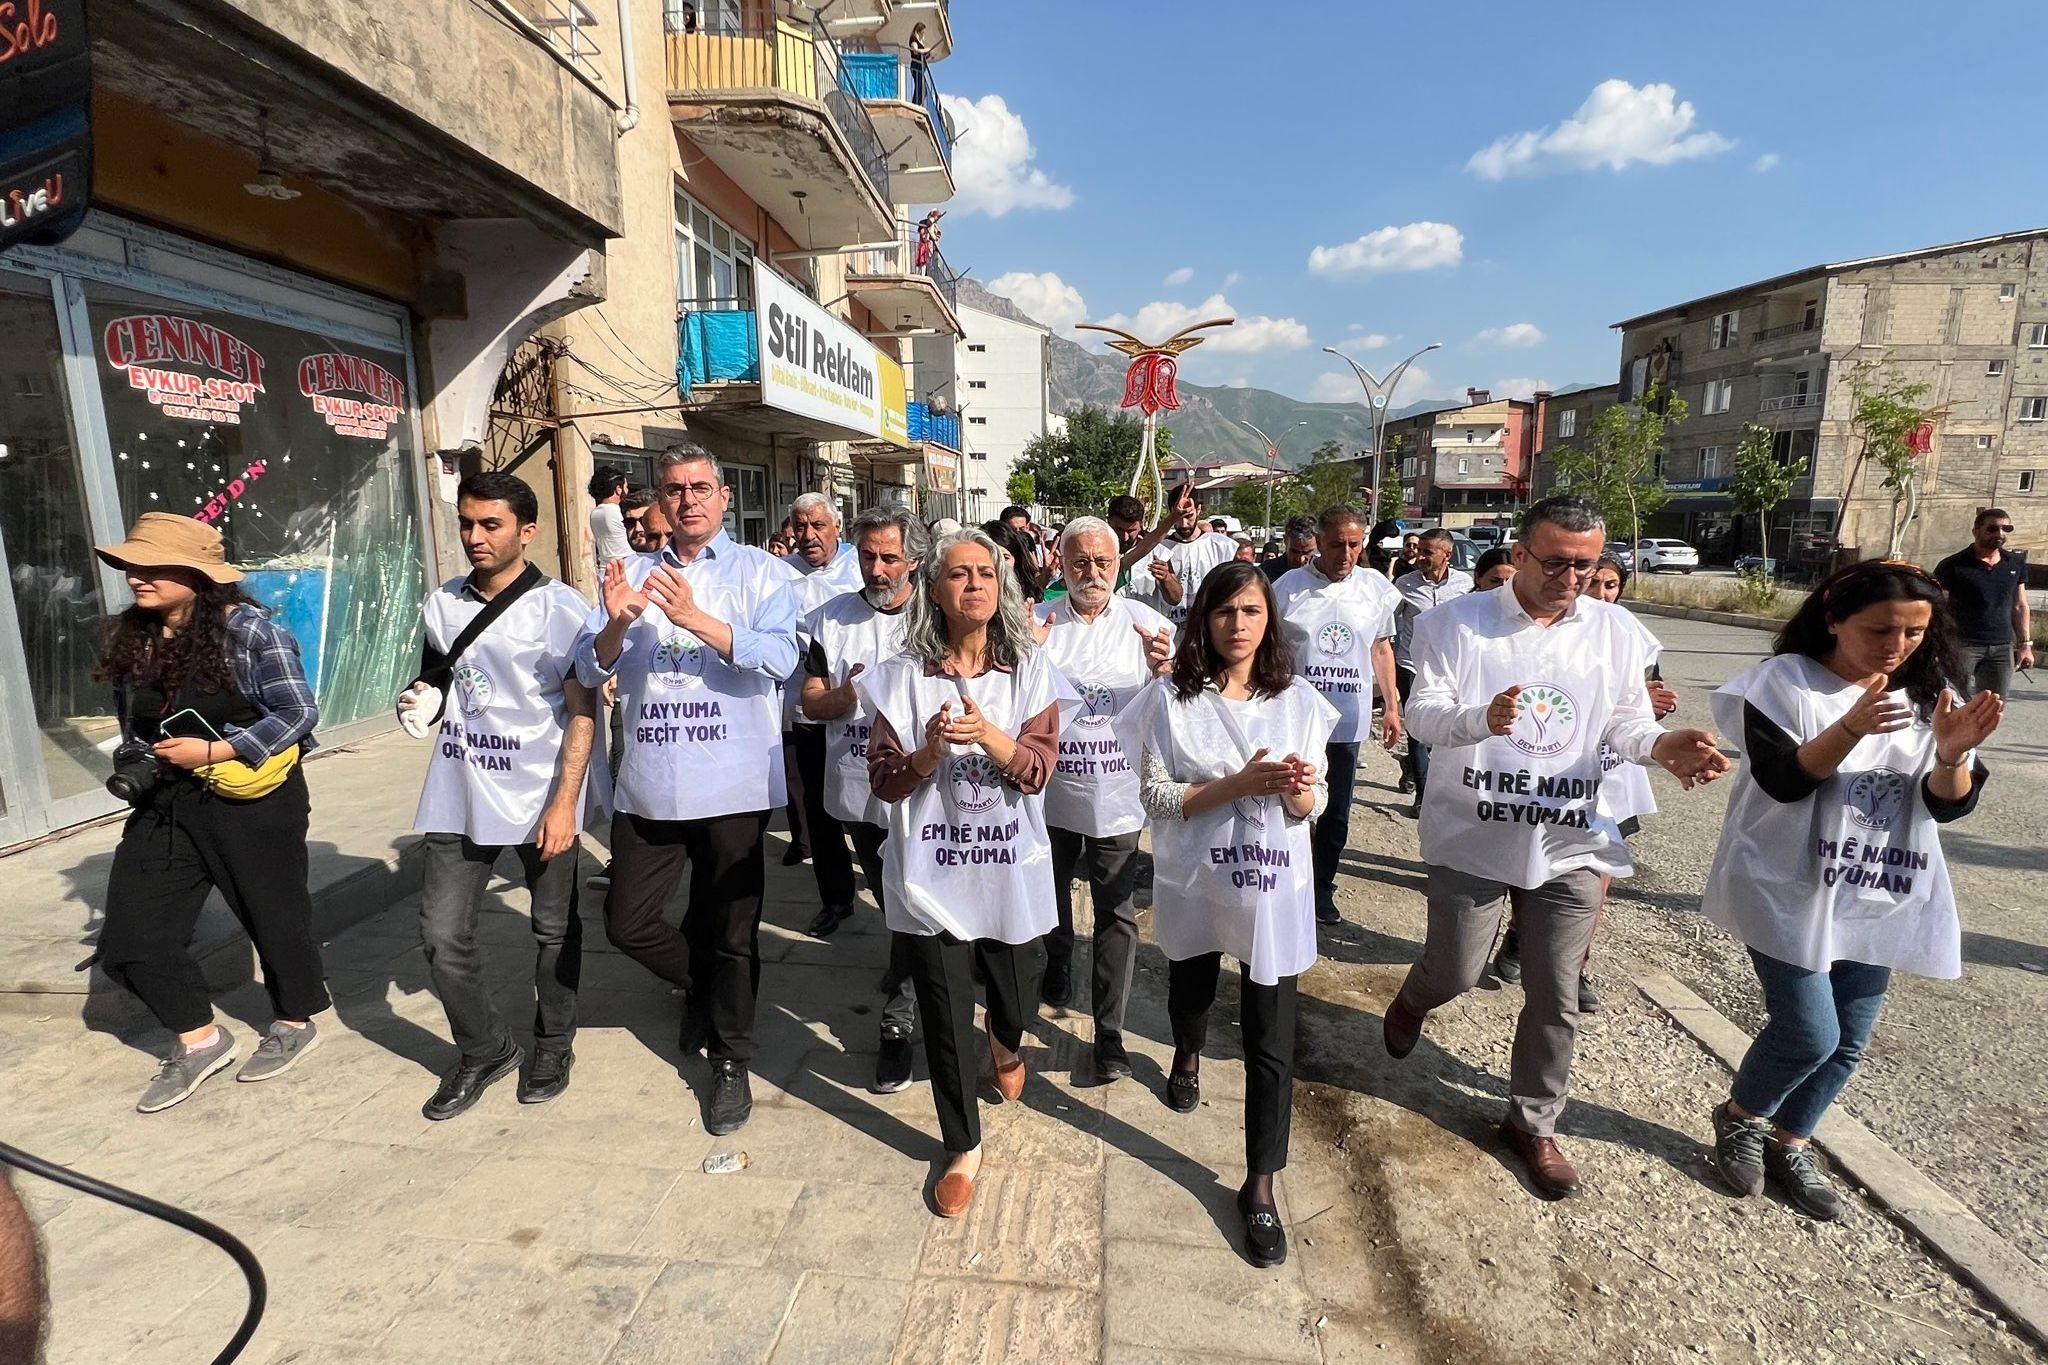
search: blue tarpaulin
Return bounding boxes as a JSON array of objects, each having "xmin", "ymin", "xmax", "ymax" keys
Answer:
[
  {"xmin": 679, "ymin": 311, "xmax": 760, "ymax": 388},
  {"xmin": 839, "ymin": 51, "xmax": 898, "ymax": 101}
]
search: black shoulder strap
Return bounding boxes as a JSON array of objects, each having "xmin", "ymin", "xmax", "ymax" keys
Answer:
[{"xmin": 416, "ymin": 563, "xmax": 548, "ymax": 701}]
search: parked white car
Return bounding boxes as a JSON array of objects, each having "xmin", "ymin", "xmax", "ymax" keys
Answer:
[{"xmin": 1635, "ymin": 538, "xmax": 1700, "ymax": 574}]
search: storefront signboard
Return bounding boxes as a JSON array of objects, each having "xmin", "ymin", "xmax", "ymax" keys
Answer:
[
  {"xmin": 755, "ymin": 259, "xmax": 899, "ymax": 442},
  {"xmin": 925, "ymin": 447, "xmax": 959, "ymax": 493},
  {"xmin": 101, "ymin": 312, "xmax": 267, "ymax": 424},
  {"xmin": 298, "ymin": 350, "xmax": 405, "ymax": 439},
  {"xmin": 0, "ymin": 0, "xmax": 90, "ymax": 251}
]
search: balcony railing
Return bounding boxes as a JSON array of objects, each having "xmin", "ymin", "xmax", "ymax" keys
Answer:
[
  {"xmin": 664, "ymin": 10, "xmax": 892, "ymax": 207},
  {"xmin": 1758, "ymin": 392, "xmax": 1820, "ymax": 413},
  {"xmin": 908, "ymin": 400, "xmax": 960, "ymax": 450},
  {"xmin": 838, "ymin": 44, "xmax": 953, "ymax": 166},
  {"xmin": 678, "ymin": 305, "xmax": 759, "ymax": 388},
  {"xmin": 510, "ymin": 0, "xmax": 609, "ymax": 88},
  {"xmin": 847, "ymin": 219, "xmax": 959, "ymax": 309},
  {"xmin": 1756, "ymin": 318, "xmax": 1820, "ymax": 343}
]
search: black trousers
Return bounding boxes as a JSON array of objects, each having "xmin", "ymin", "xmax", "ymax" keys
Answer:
[
  {"xmin": 793, "ymin": 723, "xmax": 855, "ymax": 906},
  {"xmin": 604, "ymin": 808, "xmax": 770, "ymax": 1063},
  {"xmin": 1311, "ymin": 741, "xmax": 1361, "ymax": 912},
  {"xmin": 1167, "ymin": 953, "xmax": 1298, "ymax": 1175},
  {"xmin": 847, "ymin": 821, "xmax": 917, "ymax": 1034},
  {"xmin": 99, "ymin": 767, "xmax": 329, "ymax": 1033},
  {"xmin": 1044, "ymin": 825, "xmax": 1142, "ymax": 1036},
  {"xmin": 419, "ymin": 833, "xmax": 582, "ymax": 1063},
  {"xmin": 903, "ymin": 931, "xmax": 1042, "ymax": 1153},
  {"xmin": 781, "ymin": 734, "xmax": 808, "ymax": 857}
]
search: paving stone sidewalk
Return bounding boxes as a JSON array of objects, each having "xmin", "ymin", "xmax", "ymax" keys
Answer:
[{"xmin": 10, "ymin": 833, "xmax": 1414, "ymax": 1365}]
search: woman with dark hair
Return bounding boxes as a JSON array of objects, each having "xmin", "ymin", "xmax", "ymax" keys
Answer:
[
  {"xmin": 981, "ymin": 519, "xmax": 1043, "ymax": 602},
  {"xmin": 1702, "ymin": 561, "xmax": 2001, "ymax": 1220},
  {"xmin": 1116, "ymin": 560, "xmax": 1336, "ymax": 1266},
  {"xmin": 92, "ymin": 513, "xmax": 327, "ymax": 1113},
  {"xmin": 859, "ymin": 529, "xmax": 1073, "ymax": 1219},
  {"xmin": 1472, "ymin": 546, "xmax": 1516, "ymax": 590}
]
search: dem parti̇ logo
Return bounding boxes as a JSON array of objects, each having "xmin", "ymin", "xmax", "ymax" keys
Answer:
[
  {"xmin": 949, "ymin": 752, "xmax": 1004, "ymax": 814},
  {"xmin": 1506, "ymin": 683, "xmax": 1580, "ymax": 759},
  {"xmin": 1315, "ymin": 621, "xmax": 1354, "ymax": 657},
  {"xmin": 1846, "ymin": 768, "xmax": 1908, "ymax": 831},
  {"xmin": 648, "ymin": 629, "xmax": 705, "ymax": 686},
  {"xmin": 1074, "ymin": 681, "xmax": 1119, "ymax": 727},
  {"xmin": 453, "ymin": 663, "xmax": 495, "ymax": 718}
]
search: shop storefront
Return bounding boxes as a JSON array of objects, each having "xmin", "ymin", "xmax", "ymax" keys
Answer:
[{"xmin": 0, "ymin": 214, "xmax": 430, "ymax": 846}]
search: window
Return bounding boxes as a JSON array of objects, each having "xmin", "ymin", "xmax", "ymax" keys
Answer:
[
  {"xmin": 966, "ymin": 379, "xmax": 987, "ymax": 389},
  {"xmin": 1465, "ymin": 430, "xmax": 1477, "ymax": 443},
  {"xmin": 1698, "ymin": 446, "xmax": 1724, "ymax": 478},
  {"xmin": 1457, "ymin": 458, "xmax": 1470, "ymax": 474},
  {"xmin": 674, "ymin": 189, "xmax": 753, "ymax": 310},
  {"xmin": 722, "ymin": 462, "xmax": 770, "ymax": 544},
  {"xmin": 969, "ymin": 451, "xmax": 987, "ymax": 460},
  {"xmin": 2021, "ymin": 470, "xmax": 2037, "ymax": 493},
  {"xmin": 1709, "ymin": 310, "xmax": 1740, "ymax": 349},
  {"xmin": 2001, "ymin": 283, "xmax": 2019, "ymax": 301},
  {"xmin": 968, "ymin": 415, "xmax": 987, "ymax": 425},
  {"xmin": 13, "ymin": 374, "xmax": 44, "ymax": 397},
  {"xmin": 1557, "ymin": 409, "xmax": 1576, "ymax": 439},
  {"xmin": 1702, "ymin": 378, "xmax": 1733, "ymax": 414},
  {"xmin": 1988, "ymin": 359, "xmax": 2007, "ymax": 377},
  {"xmin": 1401, "ymin": 456, "xmax": 1417, "ymax": 478},
  {"xmin": 1976, "ymin": 435, "xmax": 1995, "ymax": 450},
  {"xmin": 2030, "ymin": 324, "xmax": 2048, "ymax": 348},
  {"xmin": 2021, "ymin": 397, "xmax": 2047, "ymax": 422},
  {"xmin": 966, "ymin": 343, "xmax": 987, "ymax": 353}
]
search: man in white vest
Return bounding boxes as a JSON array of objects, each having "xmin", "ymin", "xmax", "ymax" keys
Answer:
[
  {"xmin": 402, "ymin": 472, "xmax": 603, "ymax": 1120},
  {"xmin": 780, "ymin": 493, "xmax": 865, "ymax": 923},
  {"xmin": 799, "ymin": 506, "xmax": 927, "ymax": 1092},
  {"xmin": 1385, "ymin": 496, "xmax": 1730, "ymax": 1198},
  {"xmin": 1129, "ymin": 484, "xmax": 1235, "ymax": 626},
  {"xmin": 1034, "ymin": 517, "xmax": 1173, "ymax": 1082},
  {"xmin": 1273, "ymin": 503, "xmax": 1403, "ymax": 926},
  {"xmin": 575, "ymin": 444, "xmax": 799, "ymax": 1136},
  {"xmin": 1391, "ymin": 527, "xmax": 1474, "ymax": 813}
]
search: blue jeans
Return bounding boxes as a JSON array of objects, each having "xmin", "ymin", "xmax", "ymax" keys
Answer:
[{"xmin": 1731, "ymin": 950, "xmax": 1891, "ymax": 1138}]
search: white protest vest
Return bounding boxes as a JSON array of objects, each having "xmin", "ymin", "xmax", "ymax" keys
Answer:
[
  {"xmin": 1596, "ymin": 611, "xmax": 1663, "ymax": 831},
  {"xmin": 808, "ymin": 593, "xmax": 909, "ymax": 828},
  {"xmin": 1036, "ymin": 595, "xmax": 1173, "ymax": 838},
  {"xmin": 784, "ymin": 545, "xmax": 863, "ymax": 728},
  {"xmin": 1133, "ymin": 532, "xmax": 1236, "ymax": 625},
  {"xmin": 1413, "ymin": 593, "xmax": 1652, "ymax": 889},
  {"xmin": 1701, "ymin": 655, "xmax": 1963, "ymax": 978},
  {"xmin": 1273, "ymin": 563, "xmax": 1400, "ymax": 744},
  {"xmin": 413, "ymin": 578, "xmax": 611, "ymax": 845},
  {"xmin": 1116, "ymin": 678, "xmax": 1334, "ymax": 985},
  {"xmin": 856, "ymin": 650, "xmax": 1070, "ymax": 942}
]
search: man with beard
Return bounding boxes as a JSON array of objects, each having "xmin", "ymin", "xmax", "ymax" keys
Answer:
[
  {"xmin": 1260, "ymin": 514, "xmax": 1318, "ymax": 583},
  {"xmin": 1033, "ymin": 517, "xmax": 1173, "ymax": 1080},
  {"xmin": 799, "ymin": 507, "xmax": 929, "ymax": 1092},
  {"xmin": 1131, "ymin": 485, "xmax": 1236, "ymax": 626},
  {"xmin": 781, "ymin": 494, "xmax": 866, "ymax": 913}
]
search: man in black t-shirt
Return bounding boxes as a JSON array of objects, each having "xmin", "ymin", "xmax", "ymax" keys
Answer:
[{"xmin": 1933, "ymin": 508, "xmax": 2033, "ymax": 698}]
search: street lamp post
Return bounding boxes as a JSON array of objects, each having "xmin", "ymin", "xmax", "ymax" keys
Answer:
[
  {"xmin": 1236, "ymin": 418, "xmax": 1307, "ymax": 538},
  {"xmin": 1321, "ymin": 341, "xmax": 1442, "ymax": 521}
]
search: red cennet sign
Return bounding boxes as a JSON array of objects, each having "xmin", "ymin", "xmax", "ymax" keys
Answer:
[
  {"xmin": 298, "ymin": 351, "xmax": 405, "ymax": 439},
  {"xmin": 102, "ymin": 313, "xmax": 267, "ymax": 424}
]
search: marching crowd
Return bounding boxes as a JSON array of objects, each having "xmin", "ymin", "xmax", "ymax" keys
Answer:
[{"xmin": 83, "ymin": 446, "xmax": 2015, "ymax": 1267}]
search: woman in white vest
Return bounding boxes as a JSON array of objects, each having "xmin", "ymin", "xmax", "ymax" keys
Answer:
[
  {"xmin": 1117, "ymin": 559, "xmax": 1336, "ymax": 1268},
  {"xmin": 1702, "ymin": 561, "xmax": 1999, "ymax": 1221},
  {"xmin": 858, "ymin": 528, "xmax": 1072, "ymax": 1219}
]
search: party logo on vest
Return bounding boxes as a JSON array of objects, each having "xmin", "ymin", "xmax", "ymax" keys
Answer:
[
  {"xmin": 648, "ymin": 630, "xmax": 704, "ymax": 686},
  {"xmin": 949, "ymin": 753, "xmax": 1004, "ymax": 814},
  {"xmin": 1074, "ymin": 681, "xmax": 1119, "ymax": 727},
  {"xmin": 453, "ymin": 664, "xmax": 494, "ymax": 717},
  {"xmin": 1316, "ymin": 621, "xmax": 1355, "ymax": 657},
  {"xmin": 1232, "ymin": 794, "xmax": 1268, "ymax": 828},
  {"xmin": 1846, "ymin": 768, "xmax": 1909, "ymax": 831},
  {"xmin": 1506, "ymin": 683, "xmax": 1580, "ymax": 759}
]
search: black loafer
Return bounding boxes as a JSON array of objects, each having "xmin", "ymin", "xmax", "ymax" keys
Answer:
[
  {"xmin": 705, "ymin": 1059, "xmax": 753, "ymax": 1135},
  {"xmin": 873, "ymin": 1026, "xmax": 914, "ymax": 1094},
  {"xmin": 518, "ymin": 1048, "xmax": 574, "ymax": 1104},
  {"xmin": 423, "ymin": 1042, "xmax": 522, "ymax": 1121},
  {"xmin": 1238, "ymin": 1187, "xmax": 1287, "ymax": 1267},
  {"xmin": 781, "ymin": 844, "xmax": 809, "ymax": 866},
  {"xmin": 1165, "ymin": 1069, "xmax": 1200, "ymax": 1113},
  {"xmin": 1314, "ymin": 899, "xmax": 1341, "ymax": 925},
  {"xmin": 1094, "ymin": 1031, "xmax": 1132, "ymax": 1083},
  {"xmin": 806, "ymin": 904, "xmax": 854, "ymax": 938}
]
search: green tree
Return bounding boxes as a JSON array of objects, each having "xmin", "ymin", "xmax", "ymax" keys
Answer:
[
  {"xmin": 1841, "ymin": 364, "xmax": 1935, "ymax": 559},
  {"xmin": 1005, "ymin": 470, "xmax": 1036, "ymax": 507},
  {"xmin": 1014, "ymin": 404, "xmax": 1143, "ymax": 516},
  {"xmin": 1376, "ymin": 459, "xmax": 1405, "ymax": 520},
  {"xmin": 1729, "ymin": 422, "xmax": 1804, "ymax": 565},
  {"xmin": 1549, "ymin": 384, "xmax": 1686, "ymax": 551}
]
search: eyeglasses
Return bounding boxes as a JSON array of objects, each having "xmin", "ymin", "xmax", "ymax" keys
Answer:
[
  {"xmin": 1987, "ymin": 524, "xmax": 2014, "ymax": 533},
  {"xmin": 1532, "ymin": 556, "xmax": 1602, "ymax": 579},
  {"xmin": 661, "ymin": 481, "xmax": 722, "ymax": 503}
]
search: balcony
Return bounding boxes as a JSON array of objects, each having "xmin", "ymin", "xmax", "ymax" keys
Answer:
[
  {"xmin": 665, "ymin": 9, "xmax": 894, "ymax": 250},
  {"xmin": 839, "ymin": 45, "xmax": 955, "ymax": 202},
  {"xmin": 846, "ymin": 219, "xmax": 963, "ymax": 336},
  {"xmin": 1753, "ymin": 315, "xmax": 1822, "ymax": 360},
  {"xmin": 1757, "ymin": 391, "xmax": 1823, "ymax": 423},
  {"xmin": 678, "ymin": 306, "xmax": 759, "ymax": 388},
  {"xmin": 908, "ymin": 400, "xmax": 961, "ymax": 451}
]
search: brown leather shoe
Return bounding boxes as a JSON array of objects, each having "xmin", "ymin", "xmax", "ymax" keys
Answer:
[
  {"xmin": 1498, "ymin": 1120, "xmax": 1581, "ymax": 1199},
  {"xmin": 1383, "ymin": 994, "xmax": 1427, "ymax": 1059},
  {"xmin": 933, "ymin": 1170, "xmax": 975, "ymax": 1218},
  {"xmin": 987, "ymin": 1019, "xmax": 1025, "ymax": 1102}
]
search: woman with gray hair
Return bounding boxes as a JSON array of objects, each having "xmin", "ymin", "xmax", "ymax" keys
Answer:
[{"xmin": 858, "ymin": 528, "xmax": 1074, "ymax": 1218}]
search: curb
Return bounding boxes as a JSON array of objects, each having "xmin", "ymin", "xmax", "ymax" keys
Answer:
[
  {"xmin": 1626, "ymin": 599, "xmax": 1785, "ymax": 635},
  {"xmin": 1636, "ymin": 971, "xmax": 2048, "ymax": 1350}
]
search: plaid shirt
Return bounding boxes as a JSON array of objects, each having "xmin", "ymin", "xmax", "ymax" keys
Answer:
[{"xmin": 222, "ymin": 605, "xmax": 319, "ymax": 763}]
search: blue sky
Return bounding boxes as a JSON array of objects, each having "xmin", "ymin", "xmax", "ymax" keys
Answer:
[{"xmin": 932, "ymin": 0, "xmax": 2048, "ymax": 413}]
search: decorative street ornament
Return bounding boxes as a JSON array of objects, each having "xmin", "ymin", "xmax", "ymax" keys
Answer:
[{"xmin": 1076, "ymin": 316, "xmax": 1233, "ymax": 511}]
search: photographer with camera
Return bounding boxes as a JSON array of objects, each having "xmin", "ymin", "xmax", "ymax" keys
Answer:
[{"xmin": 92, "ymin": 513, "xmax": 327, "ymax": 1114}]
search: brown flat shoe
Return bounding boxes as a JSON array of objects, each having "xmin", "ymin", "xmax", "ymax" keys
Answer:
[
  {"xmin": 1383, "ymin": 994, "xmax": 1427, "ymax": 1059},
  {"xmin": 987, "ymin": 1018, "xmax": 1025, "ymax": 1102},
  {"xmin": 1498, "ymin": 1120, "xmax": 1581, "ymax": 1199},
  {"xmin": 933, "ymin": 1171, "xmax": 975, "ymax": 1218}
]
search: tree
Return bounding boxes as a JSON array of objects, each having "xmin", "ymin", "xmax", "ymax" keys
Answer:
[
  {"xmin": 1376, "ymin": 459, "xmax": 1405, "ymax": 520},
  {"xmin": 1549, "ymin": 383, "xmax": 1686, "ymax": 547},
  {"xmin": 1013, "ymin": 404, "xmax": 1142, "ymax": 516},
  {"xmin": 1841, "ymin": 364, "xmax": 1935, "ymax": 559},
  {"xmin": 1729, "ymin": 421, "xmax": 1804, "ymax": 566},
  {"xmin": 1004, "ymin": 470, "xmax": 1036, "ymax": 507}
]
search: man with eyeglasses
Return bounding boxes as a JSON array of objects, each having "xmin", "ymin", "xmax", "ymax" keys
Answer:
[
  {"xmin": 1934, "ymin": 508, "xmax": 2032, "ymax": 698},
  {"xmin": 1384, "ymin": 495, "xmax": 1731, "ymax": 1199},
  {"xmin": 621, "ymin": 490, "xmax": 670, "ymax": 554},
  {"xmin": 575, "ymin": 443, "xmax": 799, "ymax": 1137}
]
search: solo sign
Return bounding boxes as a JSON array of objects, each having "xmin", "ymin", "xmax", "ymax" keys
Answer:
[
  {"xmin": 0, "ymin": 0, "xmax": 90, "ymax": 252},
  {"xmin": 103, "ymin": 313, "xmax": 268, "ymax": 425}
]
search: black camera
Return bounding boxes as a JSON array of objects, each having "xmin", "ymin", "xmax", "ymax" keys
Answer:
[{"xmin": 106, "ymin": 739, "xmax": 165, "ymax": 804}]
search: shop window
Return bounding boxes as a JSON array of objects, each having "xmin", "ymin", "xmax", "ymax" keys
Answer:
[{"xmin": 724, "ymin": 462, "xmax": 770, "ymax": 545}]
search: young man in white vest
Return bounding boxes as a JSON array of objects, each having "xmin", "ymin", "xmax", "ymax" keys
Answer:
[
  {"xmin": 575, "ymin": 444, "xmax": 800, "ymax": 1136},
  {"xmin": 1273, "ymin": 503, "xmax": 1404, "ymax": 926},
  {"xmin": 402, "ymin": 471, "xmax": 603, "ymax": 1120},
  {"xmin": 799, "ymin": 506, "xmax": 927, "ymax": 1092},
  {"xmin": 1129, "ymin": 485, "xmax": 1235, "ymax": 626},
  {"xmin": 781, "ymin": 493, "xmax": 866, "ymax": 927},
  {"xmin": 1386, "ymin": 495, "xmax": 1731, "ymax": 1197}
]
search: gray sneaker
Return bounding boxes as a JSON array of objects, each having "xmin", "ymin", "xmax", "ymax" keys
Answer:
[
  {"xmin": 236, "ymin": 1020, "xmax": 322, "ymax": 1083},
  {"xmin": 137, "ymin": 1027, "xmax": 238, "ymax": 1113},
  {"xmin": 1764, "ymin": 1139, "xmax": 1844, "ymax": 1221},
  {"xmin": 1709, "ymin": 1102, "xmax": 1770, "ymax": 1197}
]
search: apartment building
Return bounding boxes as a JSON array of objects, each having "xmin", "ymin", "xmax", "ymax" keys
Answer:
[
  {"xmin": 1527, "ymin": 382, "xmax": 1619, "ymax": 503},
  {"xmin": 1418, "ymin": 390, "xmax": 1534, "ymax": 530},
  {"xmin": 949, "ymin": 303, "xmax": 1051, "ymax": 523},
  {"xmin": 1612, "ymin": 228, "xmax": 2048, "ymax": 564}
]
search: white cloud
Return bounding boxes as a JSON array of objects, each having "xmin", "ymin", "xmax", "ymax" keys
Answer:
[
  {"xmin": 1473, "ymin": 322, "xmax": 1545, "ymax": 349},
  {"xmin": 939, "ymin": 93, "xmax": 1075, "ymax": 217},
  {"xmin": 1753, "ymin": 152, "xmax": 1781, "ymax": 173},
  {"xmin": 1222, "ymin": 376, "xmax": 1251, "ymax": 388},
  {"xmin": 1097, "ymin": 293, "xmax": 1310, "ymax": 355},
  {"xmin": 1163, "ymin": 266, "xmax": 1195, "ymax": 286},
  {"xmin": 988, "ymin": 270, "xmax": 1087, "ymax": 336},
  {"xmin": 1491, "ymin": 376, "xmax": 1554, "ymax": 402},
  {"xmin": 1221, "ymin": 271, "xmax": 1243, "ymax": 289},
  {"xmin": 1310, "ymin": 364, "xmax": 1445, "ymax": 404},
  {"xmin": 1465, "ymin": 79, "xmax": 1734, "ymax": 179},
  {"xmin": 1308, "ymin": 222, "xmax": 1464, "ymax": 280},
  {"xmin": 1343, "ymin": 328, "xmax": 1392, "ymax": 350}
]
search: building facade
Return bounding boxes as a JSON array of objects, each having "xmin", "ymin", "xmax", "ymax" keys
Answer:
[
  {"xmin": 951, "ymin": 303, "xmax": 1051, "ymax": 523},
  {"xmin": 1418, "ymin": 390, "xmax": 1533, "ymax": 530},
  {"xmin": 1527, "ymin": 382, "xmax": 1619, "ymax": 505}
]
